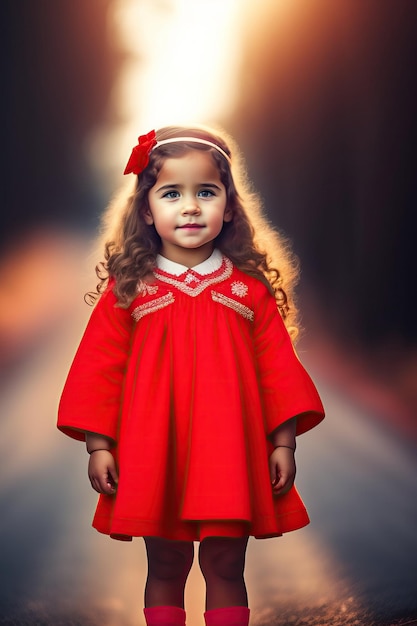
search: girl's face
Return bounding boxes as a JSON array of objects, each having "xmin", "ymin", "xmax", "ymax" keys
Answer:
[{"xmin": 145, "ymin": 151, "xmax": 232, "ymax": 266}]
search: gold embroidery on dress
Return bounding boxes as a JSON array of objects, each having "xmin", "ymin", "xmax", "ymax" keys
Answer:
[
  {"xmin": 184, "ymin": 272, "xmax": 200, "ymax": 285},
  {"xmin": 211, "ymin": 291, "xmax": 254, "ymax": 321},
  {"xmin": 153, "ymin": 257, "xmax": 233, "ymax": 297},
  {"xmin": 231, "ymin": 281, "xmax": 248, "ymax": 298},
  {"xmin": 136, "ymin": 282, "xmax": 159, "ymax": 296},
  {"xmin": 131, "ymin": 292, "xmax": 175, "ymax": 321}
]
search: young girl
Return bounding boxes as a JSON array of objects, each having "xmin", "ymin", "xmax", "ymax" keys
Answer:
[{"xmin": 57, "ymin": 125, "xmax": 324, "ymax": 626}]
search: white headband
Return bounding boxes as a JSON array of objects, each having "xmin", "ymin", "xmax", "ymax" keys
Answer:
[{"xmin": 154, "ymin": 137, "xmax": 231, "ymax": 163}]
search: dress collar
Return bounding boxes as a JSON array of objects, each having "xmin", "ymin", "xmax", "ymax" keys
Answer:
[{"xmin": 156, "ymin": 249, "xmax": 223, "ymax": 276}]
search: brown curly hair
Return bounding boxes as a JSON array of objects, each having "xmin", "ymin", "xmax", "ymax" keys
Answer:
[{"xmin": 87, "ymin": 125, "xmax": 300, "ymax": 338}]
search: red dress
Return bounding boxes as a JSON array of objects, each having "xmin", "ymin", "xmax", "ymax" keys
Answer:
[{"xmin": 57, "ymin": 253, "xmax": 324, "ymax": 541}]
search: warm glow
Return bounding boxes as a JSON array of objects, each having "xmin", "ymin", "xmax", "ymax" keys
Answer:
[
  {"xmin": 112, "ymin": 0, "xmax": 246, "ymax": 125},
  {"xmin": 90, "ymin": 0, "xmax": 251, "ymax": 181}
]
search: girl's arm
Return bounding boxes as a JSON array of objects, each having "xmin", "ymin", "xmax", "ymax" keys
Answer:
[
  {"xmin": 85, "ymin": 431, "xmax": 113, "ymax": 454},
  {"xmin": 268, "ymin": 417, "xmax": 297, "ymax": 496},
  {"xmin": 86, "ymin": 431, "xmax": 118, "ymax": 495},
  {"xmin": 268, "ymin": 416, "xmax": 297, "ymax": 449}
]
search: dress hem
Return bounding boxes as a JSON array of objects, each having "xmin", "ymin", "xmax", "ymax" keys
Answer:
[{"xmin": 92, "ymin": 509, "xmax": 310, "ymax": 542}]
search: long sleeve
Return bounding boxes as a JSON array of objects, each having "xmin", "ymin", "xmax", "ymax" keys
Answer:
[
  {"xmin": 57, "ymin": 286, "xmax": 134, "ymax": 442},
  {"xmin": 253, "ymin": 284, "xmax": 325, "ymax": 437}
]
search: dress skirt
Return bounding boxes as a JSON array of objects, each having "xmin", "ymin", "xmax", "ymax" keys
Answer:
[{"xmin": 57, "ymin": 256, "xmax": 324, "ymax": 541}]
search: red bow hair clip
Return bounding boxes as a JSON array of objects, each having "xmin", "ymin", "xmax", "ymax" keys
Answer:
[{"xmin": 124, "ymin": 130, "xmax": 157, "ymax": 175}]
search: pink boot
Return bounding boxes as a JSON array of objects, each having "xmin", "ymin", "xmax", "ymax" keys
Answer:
[
  {"xmin": 204, "ymin": 606, "xmax": 250, "ymax": 626},
  {"xmin": 143, "ymin": 606, "xmax": 186, "ymax": 626}
]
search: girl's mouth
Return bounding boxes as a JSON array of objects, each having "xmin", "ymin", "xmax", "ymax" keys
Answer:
[{"xmin": 177, "ymin": 224, "xmax": 204, "ymax": 229}]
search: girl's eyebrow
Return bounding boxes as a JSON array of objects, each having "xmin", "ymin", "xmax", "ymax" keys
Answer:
[{"xmin": 155, "ymin": 182, "xmax": 223, "ymax": 193}]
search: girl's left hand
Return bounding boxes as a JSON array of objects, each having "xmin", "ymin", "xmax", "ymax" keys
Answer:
[{"xmin": 269, "ymin": 447, "xmax": 296, "ymax": 496}]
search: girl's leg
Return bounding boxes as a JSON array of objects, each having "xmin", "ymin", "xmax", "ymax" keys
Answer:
[
  {"xmin": 144, "ymin": 536, "xmax": 194, "ymax": 608},
  {"xmin": 198, "ymin": 536, "xmax": 249, "ymax": 611}
]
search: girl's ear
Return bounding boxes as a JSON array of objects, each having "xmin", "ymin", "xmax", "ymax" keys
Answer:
[
  {"xmin": 144, "ymin": 209, "xmax": 154, "ymax": 225},
  {"xmin": 223, "ymin": 207, "xmax": 233, "ymax": 223}
]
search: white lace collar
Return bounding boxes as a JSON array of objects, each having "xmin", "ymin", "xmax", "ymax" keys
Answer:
[{"xmin": 156, "ymin": 249, "xmax": 223, "ymax": 276}]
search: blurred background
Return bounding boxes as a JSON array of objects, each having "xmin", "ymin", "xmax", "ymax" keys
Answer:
[{"xmin": 1, "ymin": 1, "xmax": 416, "ymax": 625}]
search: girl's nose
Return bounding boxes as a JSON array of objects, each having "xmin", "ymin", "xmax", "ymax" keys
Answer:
[{"xmin": 181, "ymin": 200, "xmax": 201, "ymax": 215}]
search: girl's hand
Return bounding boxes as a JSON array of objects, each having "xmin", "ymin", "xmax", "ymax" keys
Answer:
[
  {"xmin": 269, "ymin": 446, "xmax": 296, "ymax": 496},
  {"xmin": 88, "ymin": 450, "xmax": 118, "ymax": 495}
]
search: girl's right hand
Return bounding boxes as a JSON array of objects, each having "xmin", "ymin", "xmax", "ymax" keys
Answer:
[{"xmin": 88, "ymin": 450, "xmax": 119, "ymax": 495}]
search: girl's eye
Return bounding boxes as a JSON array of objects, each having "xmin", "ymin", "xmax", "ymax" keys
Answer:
[
  {"xmin": 162, "ymin": 190, "xmax": 180, "ymax": 199},
  {"xmin": 198, "ymin": 189, "xmax": 215, "ymax": 198}
]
